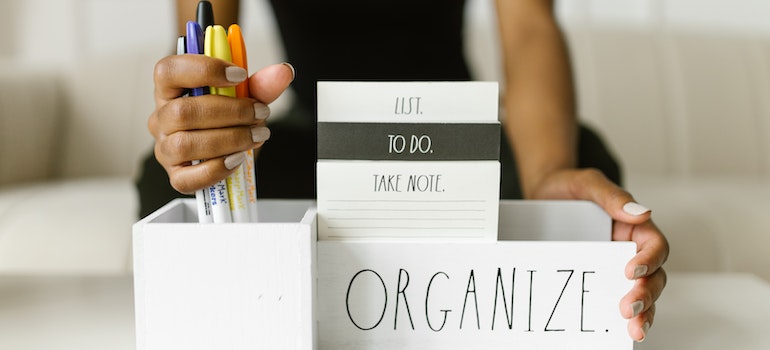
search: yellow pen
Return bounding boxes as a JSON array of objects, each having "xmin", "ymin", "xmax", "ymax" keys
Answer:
[
  {"xmin": 204, "ymin": 25, "xmax": 236, "ymax": 97},
  {"xmin": 205, "ymin": 25, "xmax": 250, "ymax": 223}
]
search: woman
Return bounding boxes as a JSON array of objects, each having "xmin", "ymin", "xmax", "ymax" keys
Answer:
[{"xmin": 140, "ymin": 0, "xmax": 668, "ymax": 342}]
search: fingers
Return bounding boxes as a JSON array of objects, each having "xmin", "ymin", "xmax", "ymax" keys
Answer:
[
  {"xmin": 156, "ymin": 124, "xmax": 270, "ymax": 168},
  {"xmin": 150, "ymin": 93, "xmax": 272, "ymax": 194},
  {"xmin": 616, "ymin": 220, "xmax": 670, "ymax": 280},
  {"xmin": 616, "ymin": 220, "xmax": 668, "ymax": 342},
  {"xmin": 149, "ymin": 57, "xmax": 294, "ymax": 194},
  {"xmin": 627, "ymin": 303, "xmax": 655, "ymax": 342},
  {"xmin": 620, "ymin": 268, "xmax": 666, "ymax": 342},
  {"xmin": 154, "ymin": 94, "xmax": 270, "ymax": 136},
  {"xmin": 531, "ymin": 168, "xmax": 652, "ymax": 225},
  {"xmin": 529, "ymin": 168, "xmax": 668, "ymax": 342},
  {"xmin": 573, "ymin": 169, "xmax": 652, "ymax": 225},
  {"xmin": 166, "ymin": 152, "xmax": 251, "ymax": 194},
  {"xmin": 154, "ymin": 54, "xmax": 248, "ymax": 102}
]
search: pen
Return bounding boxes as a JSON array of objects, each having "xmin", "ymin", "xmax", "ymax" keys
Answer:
[
  {"xmin": 228, "ymin": 24, "xmax": 259, "ymax": 222},
  {"xmin": 186, "ymin": 21, "xmax": 209, "ymax": 98},
  {"xmin": 205, "ymin": 24, "xmax": 250, "ymax": 222},
  {"xmin": 176, "ymin": 36, "xmax": 186, "ymax": 56},
  {"xmin": 196, "ymin": 0, "xmax": 214, "ymax": 32},
  {"xmin": 184, "ymin": 21, "xmax": 214, "ymax": 223}
]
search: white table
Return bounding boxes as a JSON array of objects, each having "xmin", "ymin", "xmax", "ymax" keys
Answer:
[
  {"xmin": 0, "ymin": 272, "xmax": 768, "ymax": 349},
  {"xmin": 636, "ymin": 272, "xmax": 770, "ymax": 350}
]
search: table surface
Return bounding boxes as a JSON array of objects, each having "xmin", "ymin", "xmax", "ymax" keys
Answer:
[{"xmin": 0, "ymin": 272, "xmax": 768, "ymax": 350}]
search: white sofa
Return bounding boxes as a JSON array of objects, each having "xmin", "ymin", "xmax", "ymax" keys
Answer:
[{"xmin": 0, "ymin": 1, "xmax": 768, "ymax": 281}]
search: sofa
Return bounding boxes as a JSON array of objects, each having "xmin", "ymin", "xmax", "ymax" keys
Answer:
[{"xmin": 0, "ymin": 1, "xmax": 768, "ymax": 281}]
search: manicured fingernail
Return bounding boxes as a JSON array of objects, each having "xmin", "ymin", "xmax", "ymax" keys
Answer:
[
  {"xmin": 633, "ymin": 265, "xmax": 649, "ymax": 279},
  {"xmin": 623, "ymin": 202, "xmax": 651, "ymax": 216},
  {"xmin": 224, "ymin": 152, "xmax": 247, "ymax": 170},
  {"xmin": 225, "ymin": 66, "xmax": 248, "ymax": 83},
  {"xmin": 251, "ymin": 126, "xmax": 271, "ymax": 143},
  {"xmin": 631, "ymin": 300, "xmax": 644, "ymax": 317},
  {"xmin": 637, "ymin": 322, "xmax": 650, "ymax": 342},
  {"xmin": 254, "ymin": 103, "xmax": 270, "ymax": 119},
  {"xmin": 282, "ymin": 62, "xmax": 296, "ymax": 82}
]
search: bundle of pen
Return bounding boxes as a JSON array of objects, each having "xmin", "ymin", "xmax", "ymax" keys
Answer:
[{"xmin": 177, "ymin": 0, "xmax": 259, "ymax": 223}]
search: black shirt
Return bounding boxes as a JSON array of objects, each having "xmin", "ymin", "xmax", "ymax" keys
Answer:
[
  {"xmin": 136, "ymin": 1, "xmax": 620, "ymax": 218},
  {"xmin": 268, "ymin": 0, "xmax": 471, "ymax": 114}
]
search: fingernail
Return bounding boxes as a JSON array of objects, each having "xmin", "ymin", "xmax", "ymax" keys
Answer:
[
  {"xmin": 631, "ymin": 300, "xmax": 644, "ymax": 317},
  {"xmin": 254, "ymin": 103, "xmax": 270, "ymax": 120},
  {"xmin": 633, "ymin": 265, "xmax": 649, "ymax": 279},
  {"xmin": 623, "ymin": 202, "xmax": 651, "ymax": 216},
  {"xmin": 225, "ymin": 66, "xmax": 248, "ymax": 83},
  {"xmin": 282, "ymin": 62, "xmax": 296, "ymax": 82},
  {"xmin": 637, "ymin": 322, "xmax": 650, "ymax": 342},
  {"xmin": 251, "ymin": 126, "xmax": 271, "ymax": 143},
  {"xmin": 224, "ymin": 152, "xmax": 247, "ymax": 170}
]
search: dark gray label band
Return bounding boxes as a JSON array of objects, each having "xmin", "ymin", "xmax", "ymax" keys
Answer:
[{"xmin": 318, "ymin": 122, "xmax": 500, "ymax": 160}]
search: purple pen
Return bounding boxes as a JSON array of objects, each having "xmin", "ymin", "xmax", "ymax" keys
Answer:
[{"xmin": 186, "ymin": 20, "xmax": 208, "ymax": 97}]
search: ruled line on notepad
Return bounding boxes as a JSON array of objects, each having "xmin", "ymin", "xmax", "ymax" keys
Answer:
[
  {"xmin": 327, "ymin": 199, "xmax": 487, "ymax": 203},
  {"xmin": 326, "ymin": 217, "xmax": 486, "ymax": 221},
  {"xmin": 325, "ymin": 234, "xmax": 484, "ymax": 239},
  {"xmin": 326, "ymin": 227, "xmax": 485, "ymax": 231},
  {"xmin": 328, "ymin": 208, "xmax": 485, "ymax": 212},
  {"xmin": 321, "ymin": 197, "xmax": 491, "ymax": 233}
]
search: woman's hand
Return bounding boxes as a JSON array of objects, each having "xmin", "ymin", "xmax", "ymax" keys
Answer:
[
  {"xmin": 531, "ymin": 168, "xmax": 669, "ymax": 342},
  {"xmin": 148, "ymin": 54, "xmax": 294, "ymax": 194}
]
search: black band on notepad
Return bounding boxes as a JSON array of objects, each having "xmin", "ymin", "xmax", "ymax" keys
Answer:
[{"xmin": 317, "ymin": 122, "xmax": 500, "ymax": 160}]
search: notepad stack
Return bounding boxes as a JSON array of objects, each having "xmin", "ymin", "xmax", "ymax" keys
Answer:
[{"xmin": 316, "ymin": 81, "xmax": 501, "ymax": 241}]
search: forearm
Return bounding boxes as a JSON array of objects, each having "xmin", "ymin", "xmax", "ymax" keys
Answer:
[
  {"xmin": 495, "ymin": 0, "xmax": 578, "ymax": 198},
  {"xmin": 175, "ymin": 0, "xmax": 240, "ymax": 36}
]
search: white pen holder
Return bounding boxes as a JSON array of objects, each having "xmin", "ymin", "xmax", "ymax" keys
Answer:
[
  {"xmin": 132, "ymin": 199, "xmax": 317, "ymax": 350},
  {"xmin": 133, "ymin": 199, "xmax": 635, "ymax": 350}
]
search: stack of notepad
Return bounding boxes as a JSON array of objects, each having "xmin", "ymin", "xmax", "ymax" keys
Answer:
[{"xmin": 316, "ymin": 81, "xmax": 501, "ymax": 241}]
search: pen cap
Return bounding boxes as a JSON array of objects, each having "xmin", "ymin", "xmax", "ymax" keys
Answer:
[
  {"xmin": 186, "ymin": 21, "xmax": 204, "ymax": 55},
  {"xmin": 228, "ymin": 24, "xmax": 249, "ymax": 98},
  {"xmin": 176, "ymin": 36, "xmax": 186, "ymax": 55},
  {"xmin": 196, "ymin": 0, "xmax": 214, "ymax": 31},
  {"xmin": 204, "ymin": 25, "xmax": 236, "ymax": 97},
  {"xmin": 186, "ymin": 21, "xmax": 208, "ymax": 97}
]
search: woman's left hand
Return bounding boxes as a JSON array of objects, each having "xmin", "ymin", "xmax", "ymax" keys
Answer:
[{"xmin": 530, "ymin": 168, "xmax": 669, "ymax": 342}]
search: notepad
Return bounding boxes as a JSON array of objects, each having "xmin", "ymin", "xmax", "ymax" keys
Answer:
[{"xmin": 316, "ymin": 82, "xmax": 501, "ymax": 241}]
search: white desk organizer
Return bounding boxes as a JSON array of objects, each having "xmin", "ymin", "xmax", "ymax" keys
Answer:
[
  {"xmin": 133, "ymin": 199, "xmax": 635, "ymax": 350},
  {"xmin": 133, "ymin": 199, "xmax": 317, "ymax": 350}
]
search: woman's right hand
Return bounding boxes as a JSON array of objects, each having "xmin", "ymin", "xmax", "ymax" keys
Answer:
[{"xmin": 148, "ymin": 54, "xmax": 294, "ymax": 194}]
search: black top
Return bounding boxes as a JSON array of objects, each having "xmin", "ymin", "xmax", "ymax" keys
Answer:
[
  {"xmin": 268, "ymin": 0, "xmax": 471, "ymax": 114},
  {"xmin": 250, "ymin": 0, "xmax": 475, "ymax": 201},
  {"xmin": 135, "ymin": 1, "xmax": 621, "ymax": 218}
]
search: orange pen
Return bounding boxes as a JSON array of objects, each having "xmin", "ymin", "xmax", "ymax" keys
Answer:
[
  {"xmin": 228, "ymin": 24, "xmax": 249, "ymax": 99},
  {"xmin": 228, "ymin": 24, "xmax": 259, "ymax": 222}
]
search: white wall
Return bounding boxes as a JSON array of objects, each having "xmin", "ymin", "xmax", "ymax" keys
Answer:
[
  {"xmin": 5, "ymin": 0, "xmax": 770, "ymax": 70},
  {"xmin": 1, "ymin": 0, "xmax": 769, "ymax": 181}
]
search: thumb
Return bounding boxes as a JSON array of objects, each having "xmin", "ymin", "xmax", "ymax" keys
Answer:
[
  {"xmin": 248, "ymin": 62, "xmax": 296, "ymax": 104},
  {"xmin": 536, "ymin": 168, "xmax": 652, "ymax": 225}
]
